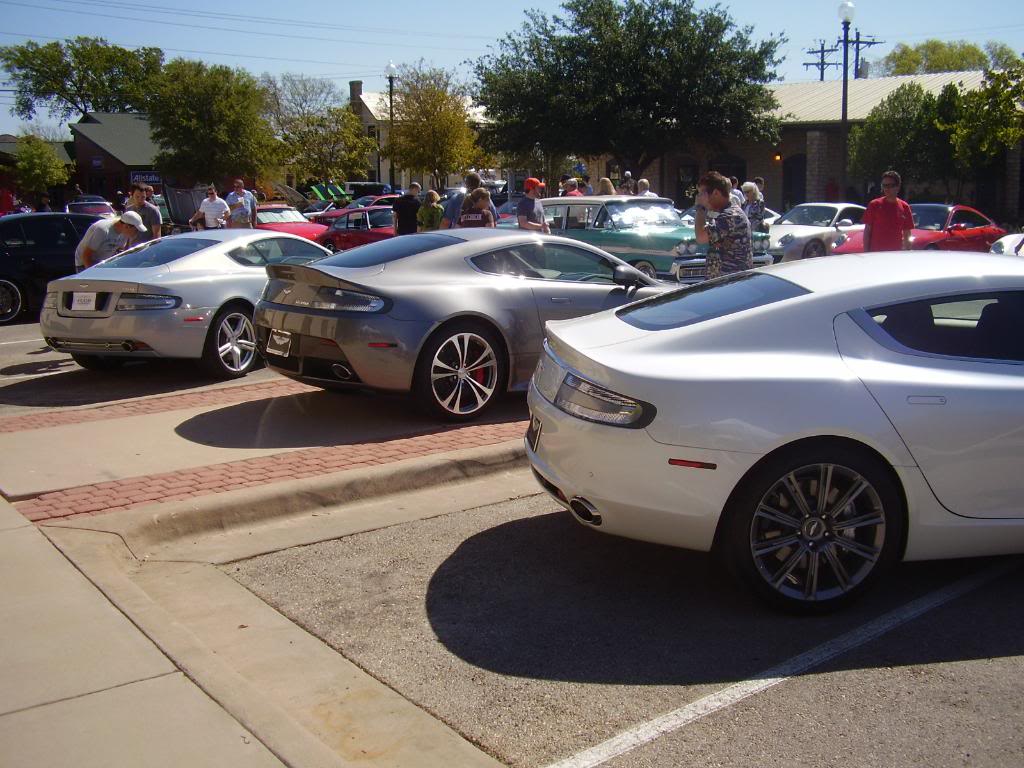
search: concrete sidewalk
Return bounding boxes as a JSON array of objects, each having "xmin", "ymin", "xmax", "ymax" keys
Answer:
[
  {"xmin": 2, "ymin": 376, "xmax": 528, "ymax": 521},
  {"xmin": 0, "ymin": 498, "xmax": 287, "ymax": 767}
]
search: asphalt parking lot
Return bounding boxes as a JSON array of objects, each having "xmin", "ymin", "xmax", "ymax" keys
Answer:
[{"xmin": 230, "ymin": 494, "xmax": 1024, "ymax": 768}]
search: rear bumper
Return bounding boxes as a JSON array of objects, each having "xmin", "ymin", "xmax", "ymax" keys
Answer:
[{"xmin": 40, "ymin": 307, "xmax": 213, "ymax": 358}]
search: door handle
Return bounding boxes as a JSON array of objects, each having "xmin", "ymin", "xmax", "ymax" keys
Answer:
[
  {"xmin": 907, "ymin": 395, "xmax": 946, "ymax": 405},
  {"xmin": 550, "ymin": 297, "xmax": 572, "ymax": 304}
]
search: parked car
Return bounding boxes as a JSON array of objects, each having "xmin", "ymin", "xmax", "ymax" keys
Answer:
[
  {"xmin": 680, "ymin": 204, "xmax": 781, "ymax": 229},
  {"xmin": 40, "ymin": 230, "xmax": 330, "ymax": 378},
  {"xmin": 526, "ymin": 250, "xmax": 1024, "ymax": 612},
  {"xmin": 0, "ymin": 212, "xmax": 102, "ymax": 323},
  {"xmin": 255, "ymin": 204, "xmax": 328, "ymax": 242},
  {"xmin": 254, "ymin": 229, "xmax": 670, "ymax": 420},
  {"xmin": 832, "ymin": 204, "xmax": 1007, "ymax": 255},
  {"xmin": 991, "ymin": 233, "xmax": 1024, "ymax": 257},
  {"xmin": 499, "ymin": 195, "xmax": 771, "ymax": 281},
  {"xmin": 65, "ymin": 199, "xmax": 117, "ymax": 218},
  {"xmin": 345, "ymin": 194, "xmax": 400, "ymax": 210},
  {"xmin": 150, "ymin": 194, "xmax": 174, "ymax": 236},
  {"xmin": 768, "ymin": 203, "xmax": 865, "ymax": 262},
  {"xmin": 316, "ymin": 206, "xmax": 394, "ymax": 252},
  {"xmin": 302, "ymin": 200, "xmax": 339, "ymax": 220}
]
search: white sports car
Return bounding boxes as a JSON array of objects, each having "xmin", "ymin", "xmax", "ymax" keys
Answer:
[
  {"xmin": 991, "ymin": 233, "xmax": 1024, "ymax": 257},
  {"xmin": 768, "ymin": 202, "xmax": 865, "ymax": 262},
  {"xmin": 526, "ymin": 251, "xmax": 1024, "ymax": 611}
]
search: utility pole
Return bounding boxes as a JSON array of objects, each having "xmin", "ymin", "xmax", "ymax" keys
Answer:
[
  {"xmin": 848, "ymin": 29, "xmax": 885, "ymax": 78},
  {"xmin": 803, "ymin": 40, "xmax": 840, "ymax": 81}
]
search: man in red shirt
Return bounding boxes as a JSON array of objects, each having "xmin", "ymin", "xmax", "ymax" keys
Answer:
[{"xmin": 863, "ymin": 170, "xmax": 913, "ymax": 251}]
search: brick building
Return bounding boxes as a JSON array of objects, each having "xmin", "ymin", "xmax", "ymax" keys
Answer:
[{"xmin": 70, "ymin": 113, "xmax": 162, "ymax": 201}]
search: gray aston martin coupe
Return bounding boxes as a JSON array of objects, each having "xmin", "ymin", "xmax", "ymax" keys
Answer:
[{"xmin": 254, "ymin": 229, "xmax": 671, "ymax": 420}]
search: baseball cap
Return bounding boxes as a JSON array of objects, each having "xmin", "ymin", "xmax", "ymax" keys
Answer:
[
  {"xmin": 524, "ymin": 177, "xmax": 545, "ymax": 192},
  {"xmin": 119, "ymin": 210, "xmax": 148, "ymax": 232}
]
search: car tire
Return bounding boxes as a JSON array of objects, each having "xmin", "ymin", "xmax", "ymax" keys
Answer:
[
  {"xmin": 720, "ymin": 442, "xmax": 904, "ymax": 613},
  {"xmin": 803, "ymin": 239, "xmax": 826, "ymax": 259},
  {"xmin": 633, "ymin": 260, "xmax": 657, "ymax": 279},
  {"xmin": 200, "ymin": 303, "xmax": 258, "ymax": 379},
  {"xmin": 413, "ymin": 321, "xmax": 506, "ymax": 422},
  {"xmin": 0, "ymin": 278, "xmax": 24, "ymax": 324},
  {"xmin": 70, "ymin": 353, "xmax": 125, "ymax": 372},
  {"xmin": 323, "ymin": 241, "xmax": 337, "ymax": 253}
]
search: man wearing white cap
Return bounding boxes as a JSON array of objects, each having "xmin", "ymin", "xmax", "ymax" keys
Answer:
[{"xmin": 74, "ymin": 210, "xmax": 148, "ymax": 271}]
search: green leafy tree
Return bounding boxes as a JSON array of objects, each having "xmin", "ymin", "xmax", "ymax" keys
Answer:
[
  {"xmin": 474, "ymin": 0, "xmax": 784, "ymax": 176},
  {"xmin": 877, "ymin": 40, "xmax": 1013, "ymax": 75},
  {"xmin": 259, "ymin": 73, "xmax": 342, "ymax": 136},
  {"xmin": 147, "ymin": 59, "xmax": 283, "ymax": 181},
  {"xmin": 384, "ymin": 62, "xmax": 480, "ymax": 190},
  {"xmin": 946, "ymin": 61, "xmax": 1024, "ymax": 164},
  {"xmin": 12, "ymin": 134, "xmax": 68, "ymax": 194},
  {"xmin": 0, "ymin": 37, "xmax": 163, "ymax": 121},
  {"xmin": 283, "ymin": 107, "xmax": 376, "ymax": 182}
]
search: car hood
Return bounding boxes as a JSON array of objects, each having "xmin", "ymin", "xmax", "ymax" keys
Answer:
[
  {"xmin": 258, "ymin": 222, "xmax": 328, "ymax": 238},
  {"xmin": 613, "ymin": 224, "xmax": 696, "ymax": 240}
]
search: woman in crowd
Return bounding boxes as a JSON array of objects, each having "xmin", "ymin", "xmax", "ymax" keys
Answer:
[
  {"xmin": 417, "ymin": 189, "xmax": 444, "ymax": 231},
  {"xmin": 596, "ymin": 177, "xmax": 616, "ymax": 195},
  {"xmin": 741, "ymin": 181, "xmax": 767, "ymax": 233}
]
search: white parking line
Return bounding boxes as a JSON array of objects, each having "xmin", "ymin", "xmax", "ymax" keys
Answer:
[
  {"xmin": 544, "ymin": 560, "xmax": 1018, "ymax": 768},
  {"xmin": 0, "ymin": 338, "xmax": 45, "ymax": 346}
]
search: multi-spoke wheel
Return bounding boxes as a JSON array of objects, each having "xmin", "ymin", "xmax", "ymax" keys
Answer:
[
  {"xmin": 803, "ymin": 239, "xmax": 826, "ymax": 259},
  {"xmin": 633, "ymin": 260, "xmax": 657, "ymax": 279},
  {"xmin": 414, "ymin": 322, "xmax": 506, "ymax": 421},
  {"xmin": 722, "ymin": 444, "xmax": 903, "ymax": 612},
  {"xmin": 0, "ymin": 279, "xmax": 24, "ymax": 324},
  {"xmin": 200, "ymin": 304, "xmax": 258, "ymax": 379}
]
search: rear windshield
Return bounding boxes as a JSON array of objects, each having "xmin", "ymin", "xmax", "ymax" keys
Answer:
[
  {"xmin": 617, "ymin": 272, "xmax": 809, "ymax": 331},
  {"xmin": 317, "ymin": 233, "xmax": 457, "ymax": 268},
  {"xmin": 96, "ymin": 238, "xmax": 217, "ymax": 268},
  {"xmin": 68, "ymin": 202, "xmax": 114, "ymax": 215}
]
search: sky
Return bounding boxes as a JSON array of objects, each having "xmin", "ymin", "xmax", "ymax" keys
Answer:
[{"xmin": 0, "ymin": 0, "xmax": 1021, "ymax": 138}]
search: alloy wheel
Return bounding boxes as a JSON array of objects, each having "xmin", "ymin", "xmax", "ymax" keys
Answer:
[
  {"xmin": 804, "ymin": 239, "xmax": 826, "ymax": 259},
  {"xmin": 0, "ymin": 279, "xmax": 23, "ymax": 323},
  {"xmin": 429, "ymin": 332, "xmax": 499, "ymax": 416},
  {"xmin": 216, "ymin": 311, "xmax": 257, "ymax": 373},
  {"xmin": 634, "ymin": 261, "xmax": 657, "ymax": 279},
  {"xmin": 748, "ymin": 462, "xmax": 886, "ymax": 603}
]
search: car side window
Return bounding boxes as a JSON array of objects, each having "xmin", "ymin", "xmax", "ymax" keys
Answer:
[
  {"xmin": 545, "ymin": 204, "xmax": 567, "ymax": 231},
  {"xmin": 19, "ymin": 217, "xmax": 76, "ymax": 248},
  {"xmin": 0, "ymin": 221, "xmax": 26, "ymax": 248},
  {"xmin": 471, "ymin": 246, "xmax": 545, "ymax": 279},
  {"xmin": 347, "ymin": 213, "xmax": 368, "ymax": 230},
  {"xmin": 537, "ymin": 243, "xmax": 616, "ymax": 283},
  {"xmin": 566, "ymin": 204, "xmax": 598, "ymax": 230},
  {"xmin": 593, "ymin": 207, "xmax": 610, "ymax": 229},
  {"xmin": 838, "ymin": 207, "xmax": 863, "ymax": 225},
  {"xmin": 368, "ymin": 209, "xmax": 393, "ymax": 228},
  {"xmin": 250, "ymin": 238, "xmax": 287, "ymax": 265},
  {"xmin": 871, "ymin": 292, "xmax": 1024, "ymax": 362},
  {"xmin": 228, "ymin": 244, "xmax": 266, "ymax": 267},
  {"xmin": 274, "ymin": 238, "xmax": 325, "ymax": 265},
  {"xmin": 951, "ymin": 209, "xmax": 988, "ymax": 228}
]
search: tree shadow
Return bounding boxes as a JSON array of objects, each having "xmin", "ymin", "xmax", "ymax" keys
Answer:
[
  {"xmin": 425, "ymin": 511, "xmax": 1024, "ymax": 686},
  {"xmin": 174, "ymin": 390, "xmax": 529, "ymax": 449}
]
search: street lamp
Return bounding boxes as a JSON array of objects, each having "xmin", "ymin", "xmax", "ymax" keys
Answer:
[
  {"xmin": 838, "ymin": 1, "xmax": 855, "ymax": 198},
  {"xmin": 385, "ymin": 60, "xmax": 398, "ymax": 190}
]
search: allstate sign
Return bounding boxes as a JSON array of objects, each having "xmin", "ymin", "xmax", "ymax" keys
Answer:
[{"xmin": 130, "ymin": 171, "xmax": 162, "ymax": 185}]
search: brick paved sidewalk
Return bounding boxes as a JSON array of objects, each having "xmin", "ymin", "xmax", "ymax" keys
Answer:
[{"xmin": 16, "ymin": 421, "xmax": 528, "ymax": 522}]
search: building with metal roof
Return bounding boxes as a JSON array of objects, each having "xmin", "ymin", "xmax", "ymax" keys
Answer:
[{"xmin": 69, "ymin": 113, "xmax": 163, "ymax": 202}]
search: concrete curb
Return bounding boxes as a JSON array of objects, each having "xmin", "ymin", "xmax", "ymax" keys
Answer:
[{"xmin": 44, "ymin": 439, "xmax": 529, "ymax": 551}]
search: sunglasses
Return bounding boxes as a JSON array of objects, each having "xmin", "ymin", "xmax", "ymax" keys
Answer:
[{"xmin": 881, "ymin": 182, "xmax": 897, "ymax": 188}]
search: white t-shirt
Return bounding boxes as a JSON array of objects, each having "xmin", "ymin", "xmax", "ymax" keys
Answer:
[
  {"xmin": 199, "ymin": 196, "xmax": 230, "ymax": 228},
  {"xmin": 74, "ymin": 218, "xmax": 125, "ymax": 268}
]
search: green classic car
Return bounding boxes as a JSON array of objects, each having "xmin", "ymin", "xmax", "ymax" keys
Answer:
[{"xmin": 500, "ymin": 196, "xmax": 770, "ymax": 282}]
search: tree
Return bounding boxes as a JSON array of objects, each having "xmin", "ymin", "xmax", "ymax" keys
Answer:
[
  {"xmin": 0, "ymin": 37, "xmax": 163, "ymax": 121},
  {"xmin": 259, "ymin": 73, "xmax": 342, "ymax": 136},
  {"xmin": 283, "ymin": 107, "xmax": 377, "ymax": 182},
  {"xmin": 13, "ymin": 134, "xmax": 68, "ymax": 195},
  {"xmin": 474, "ymin": 0, "xmax": 783, "ymax": 176},
  {"xmin": 946, "ymin": 61, "xmax": 1024, "ymax": 165},
  {"xmin": 147, "ymin": 59, "xmax": 283, "ymax": 181},
  {"xmin": 877, "ymin": 40, "xmax": 1017, "ymax": 76},
  {"xmin": 385, "ymin": 62, "xmax": 480, "ymax": 190}
]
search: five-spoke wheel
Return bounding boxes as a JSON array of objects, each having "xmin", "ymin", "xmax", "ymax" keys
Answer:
[
  {"xmin": 723, "ymin": 444, "xmax": 903, "ymax": 612},
  {"xmin": 414, "ymin": 322, "xmax": 506, "ymax": 421},
  {"xmin": 201, "ymin": 304, "xmax": 258, "ymax": 379}
]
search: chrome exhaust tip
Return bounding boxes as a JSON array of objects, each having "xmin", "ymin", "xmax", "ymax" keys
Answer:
[
  {"xmin": 331, "ymin": 363, "xmax": 353, "ymax": 381},
  {"xmin": 569, "ymin": 497, "xmax": 602, "ymax": 526},
  {"xmin": 121, "ymin": 341, "xmax": 135, "ymax": 352}
]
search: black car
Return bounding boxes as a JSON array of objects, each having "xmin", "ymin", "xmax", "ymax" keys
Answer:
[{"xmin": 0, "ymin": 212, "xmax": 101, "ymax": 323}]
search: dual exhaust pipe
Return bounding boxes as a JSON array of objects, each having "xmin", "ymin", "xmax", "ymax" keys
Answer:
[
  {"xmin": 569, "ymin": 497, "xmax": 602, "ymax": 526},
  {"xmin": 331, "ymin": 363, "xmax": 354, "ymax": 381}
]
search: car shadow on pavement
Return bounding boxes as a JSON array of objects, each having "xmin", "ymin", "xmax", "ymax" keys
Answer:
[
  {"xmin": 0, "ymin": 360, "xmax": 231, "ymax": 407},
  {"xmin": 425, "ymin": 511, "xmax": 1024, "ymax": 686},
  {"xmin": 174, "ymin": 390, "xmax": 530, "ymax": 449}
]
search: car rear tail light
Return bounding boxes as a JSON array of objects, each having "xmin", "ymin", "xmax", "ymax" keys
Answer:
[
  {"xmin": 311, "ymin": 287, "xmax": 385, "ymax": 312},
  {"xmin": 43, "ymin": 291, "xmax": 57, "ymax": 309},
  {"xmin": 115, "ymin": 293, "xmax": 181, "ymax": 311},
  {"xmin": 553, "ymin": 373, "xmax": 654, "ymax": 428}
]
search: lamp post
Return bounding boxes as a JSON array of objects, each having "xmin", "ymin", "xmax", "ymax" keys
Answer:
[
  {"xmin": 838, "ymin": 1, "xmax": 855, "ymax": 199},
  {"xmin": 385, "ymin": 60, "xmax": 397, "ymax": 190}
]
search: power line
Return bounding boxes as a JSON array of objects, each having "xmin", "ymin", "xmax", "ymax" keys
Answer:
[
  {"xmin": 0, "ymin": 1, "xmax": 485, "ymax": 53},
  {"xmin": 847, "ymin": 30, "xmax": 885, "ymax": 78},
  {"xmin": 803, "ymin": 40, "xmax": 840, "ymax": 81}
]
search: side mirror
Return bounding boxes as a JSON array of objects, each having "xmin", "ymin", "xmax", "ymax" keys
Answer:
[
  {"xmin": 836, "ymin": 219, "xmax": 853, "ymax": 228},
  {"xmin": 613, "ymin": 264, "xmax": 645, "ymax": 287}
]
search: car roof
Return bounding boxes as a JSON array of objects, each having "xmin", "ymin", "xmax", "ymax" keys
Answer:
[
  {"xmin": 769, "ymin": 250, "xmax": 1024, "ymax": 295},
  {"xmin": 0, "ymin": 211, "xmax": 98, "ymax": 221},
  {"xmin": 167, "ymin": 228, "xmax": 312, "ymax": 244},
  {"xmin": 539, "ymin": 195, "xmax": 674, "ymax": 205},
  {"xmin": 789, "ymin": 202, "xmax": 864, "ymax": 209}
]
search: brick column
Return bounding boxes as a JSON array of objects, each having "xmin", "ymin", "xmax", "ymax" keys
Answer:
[
  {"xmin": 1005, "ymin": 141, "xmax": 1021, "ymax": 222},
  {"xmin": 806, "ymin": 131, "xmax": 828, "ymax": 203}
]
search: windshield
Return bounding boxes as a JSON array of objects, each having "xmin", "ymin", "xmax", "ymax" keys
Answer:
[
  {"xmin": 606, "ymin": 201, "xmax": 682, "ymax": 228},
  {"xmin": 777, "ymin": 205, "xmax": 837, "ymax": 227},
  {"xmin": 96, "ymin": 237, "xmax": 217, "ymax": 268},
  {"xmin": 257, "ymin": 208, "xmax": 307, "ymax": 224},
  {"xmin": 318, "ymin": 233, "xmax": 455, "ymax": 267},
  {"xmin": 910, "ymin": 205, "xmax": 950, "ymax": 231}
]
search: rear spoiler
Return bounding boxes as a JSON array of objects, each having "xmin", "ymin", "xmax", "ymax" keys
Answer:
[{"xmin": 265, "ymin": 263, "xmax": 374, "ymax": 293}]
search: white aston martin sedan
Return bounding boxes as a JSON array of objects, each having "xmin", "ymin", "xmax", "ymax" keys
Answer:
[{"xmin": 526, "ymin": 251, "xmax": 1024, "ymax": 611}]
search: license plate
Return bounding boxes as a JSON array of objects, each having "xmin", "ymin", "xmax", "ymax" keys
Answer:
[
  {"xmin": 265, "ymin": 330, "xmax": 292, "ymax": 357},
  {"xmin": 526, "ymin": 414, "xmax": 542, "ymax": 452},
  {"xmin": 72, "ymin": 292, "xmax": 97, "ymax": 311}
]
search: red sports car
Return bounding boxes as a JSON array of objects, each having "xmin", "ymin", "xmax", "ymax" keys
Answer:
[
  {"xmin": 255, "ymin": 204, "xmax": 328, "ymax": 242},
  {"xmin": 833, "ymin": 203, "xmax": 1006, "ymax": 254},
  {"xmin": 315, "ymin": 205, "xmax": 395, "ymax": 252}
]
